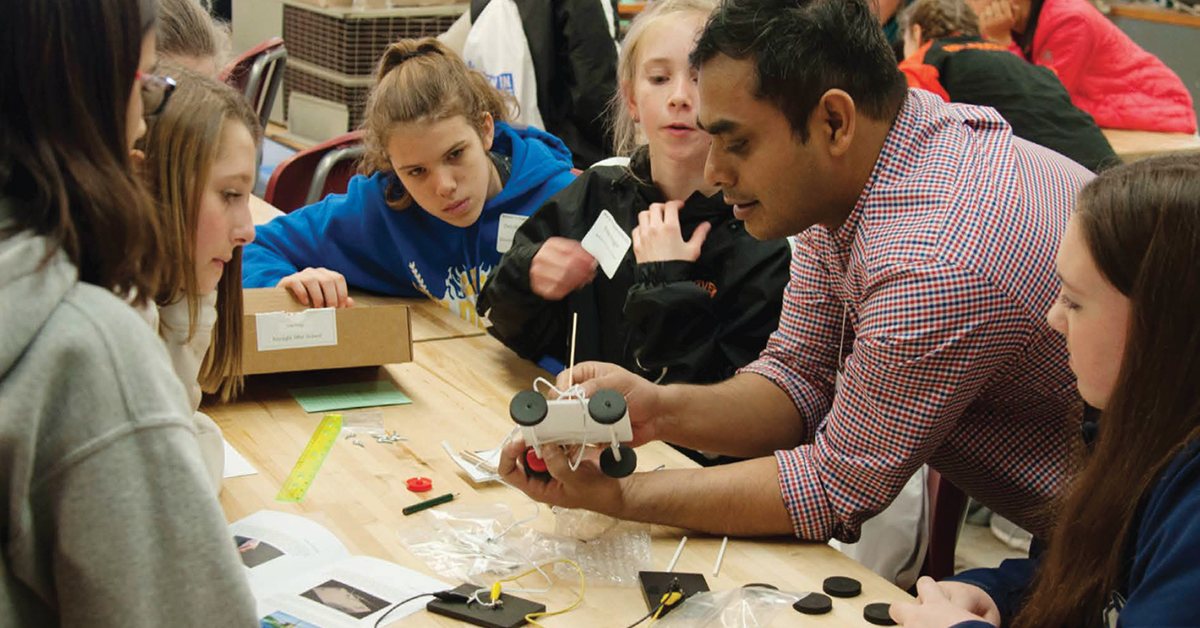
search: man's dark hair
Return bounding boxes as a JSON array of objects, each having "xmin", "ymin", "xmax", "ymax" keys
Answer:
[{"xmin": 691, "ymin": 0, "xmax": 908, "ymax": 141}]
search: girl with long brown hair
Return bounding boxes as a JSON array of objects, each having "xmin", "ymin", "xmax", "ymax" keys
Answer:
[
  {"xmin": 0, "ymin": 0, "xmax": 256, "ymax": 624},
  {"xmin": 140, "ymin": 65, "xmax": 261, "ymax": 492},
  {"xmin": 892, "ymin": 152, "xmax": 1200, "ymax": 628},
  {"xmin": 242, "ymin": 38, "xmax": 575, "ymax": 327}
]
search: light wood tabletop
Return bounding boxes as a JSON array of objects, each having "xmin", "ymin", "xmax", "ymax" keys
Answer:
[
  {"xmin": 1103, "ymin": 128, "xmax": 1200, "ymax": 162},
  {"xmin": 233, "ymin": 193, "xmax": 911, "ymax": 626},
  {"xmin": 207, "ymin": 331, "xmax": 912, "ymax": 626}
]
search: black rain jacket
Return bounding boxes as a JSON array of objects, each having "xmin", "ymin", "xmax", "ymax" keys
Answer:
[{"xmin": 478, "ymin": 148, "xmax": 791, "ymax": 385}]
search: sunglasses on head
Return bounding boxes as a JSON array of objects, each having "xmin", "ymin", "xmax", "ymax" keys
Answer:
[{"xmin": 136, "ymin": 71, "xmax": 177, "ymax": 117}]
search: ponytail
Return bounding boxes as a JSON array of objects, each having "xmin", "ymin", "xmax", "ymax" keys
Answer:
[{"xmin": 361, "ymin": 37, "xmax": 516, "ymax": 210}]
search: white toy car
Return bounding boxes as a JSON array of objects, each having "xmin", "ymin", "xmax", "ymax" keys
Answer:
[{"xmin": 509, "ymin": 388, "xmax": 638, "ymax": 479}]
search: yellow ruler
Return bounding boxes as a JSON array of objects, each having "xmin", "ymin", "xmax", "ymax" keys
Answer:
[{"xmin": 276, "ymin": 413, "xmax": 343, "ymax": 503}]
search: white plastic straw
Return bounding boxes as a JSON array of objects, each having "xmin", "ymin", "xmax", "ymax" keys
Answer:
[
  {"xmin": 567, "ymin": 312, "xmax": 579, "ymax": 389},
  {"xmin": 667, "ymin": 536, "xmax": 688, "ymax": 572},
  {"xmin": 712, "ymin": 536, "xmax": 729, "ymax": 576}
]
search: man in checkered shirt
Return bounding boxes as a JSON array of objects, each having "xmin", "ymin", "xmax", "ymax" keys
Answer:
[{"xmin": 499, "ymin": 0, "xmax": 1092, "ymax": 546}]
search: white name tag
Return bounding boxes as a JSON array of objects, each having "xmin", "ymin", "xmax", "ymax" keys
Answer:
[
  {"xmin": 580, "ymin": 209, "xmax": 632, "ymax": 279},
  {"xmin": 255, "ymin": 308, "xmax": 338, "ymax": 351},
  {"xmin": 496, "ymin": 213, "xmax": 527, "ymax": 254}
]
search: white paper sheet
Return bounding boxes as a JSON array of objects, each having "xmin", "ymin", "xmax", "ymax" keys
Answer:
[
  {"xmin": 231, "ymin": 510, "xmax": 352, "ymax": 602},
  {"xmin": 443, "ymin": 441, "xmax": 501, "ymax": 484},
  {"xmin": 256, "ymin": 556, "xmax": 449, "ymax": 628},
  {"xmin": 580, "ymin": 209, "xmax": 632, "ymax": 279},
  {"xmin": 223, "ymin": 439, "xmax": 258, "ymax": 478}
]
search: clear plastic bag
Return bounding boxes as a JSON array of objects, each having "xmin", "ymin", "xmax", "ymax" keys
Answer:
[
  {"xmin": 552, "ymin": 507, "xmax": 651, "ymax": 586},
  {"xmin": 397, "ymin": 503, "xmax": 569, "ymax": 585},
  {"xmin": 396, "ymin": 503, "xmax": 651, "ymax": 588},
  {"xmin": 653, "ymin": 587, "xmax": 806, "ymax": 628},
  {"xmin": 343, "ymin": 409, "xmax": 385, "ymax": 436}
]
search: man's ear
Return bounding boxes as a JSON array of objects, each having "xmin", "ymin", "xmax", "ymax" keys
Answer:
[{"xmin": 814, "ymin": 90, "xmax": 857, "ymax": 158}]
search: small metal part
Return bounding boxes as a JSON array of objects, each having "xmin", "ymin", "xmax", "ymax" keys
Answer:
[
  {"xmin": 373, "ymin": 431, "xmax": 407, "ymax": 445},
  {"xmin": 352, "ymin": 439, "xmax": 365, "ymax": 448}
]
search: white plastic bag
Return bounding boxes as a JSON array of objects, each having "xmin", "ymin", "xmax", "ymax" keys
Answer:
[
  {"xmin": 654, "ymin": 587, "xmax": 805, "ymax": 628},
  {"xmin": 461, "ymin": 0, "xmax": 544, "ymax": 129},
  {"xmin": 397, "ymin": 503, "xmax": 650, "ymax": 587}
]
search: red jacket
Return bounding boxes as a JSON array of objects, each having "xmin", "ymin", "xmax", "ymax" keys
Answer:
[{"xmin": 1010, "ymin": 0, "xmax": 1196, "ymax": 133}]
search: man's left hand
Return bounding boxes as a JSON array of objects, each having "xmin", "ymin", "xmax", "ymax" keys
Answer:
[{"xmin": 498, "ymin": 439, "xmax": 626, "ymax": 514}]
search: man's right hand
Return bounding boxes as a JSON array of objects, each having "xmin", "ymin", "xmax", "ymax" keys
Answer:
[
  {"xmin": 277, "ymin": 267, "xmax": 356, "ymax": 308},
  {"xmin": 557, "ymin": 361, "xmax": 664, "ymax": 447},
  {"xmin": 529, "ymin": 238, "xmax": 598, "ymax": 301}
]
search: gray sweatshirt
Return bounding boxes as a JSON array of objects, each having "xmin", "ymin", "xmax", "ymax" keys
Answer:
[{"xmin": 0, "ymin": 200, "xmax": 257, "ymax": 627}]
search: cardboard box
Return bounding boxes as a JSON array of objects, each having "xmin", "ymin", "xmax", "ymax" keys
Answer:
[{"xmin": 242, "ymin": 288, "xmax": 412, "ymax": 375}]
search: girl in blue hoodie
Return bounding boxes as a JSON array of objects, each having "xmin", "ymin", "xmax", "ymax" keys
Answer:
[
  {"xmin": 891, "ymin": 154, "xmax": 1200, "ymax": 628},
  {"xmin": 242, "ymin": 38, "xmax": 576, "ymax": 326}
]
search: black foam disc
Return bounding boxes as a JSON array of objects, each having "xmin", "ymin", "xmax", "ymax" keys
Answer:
[
  {"xmin": 822, "ymin": 576, "xmax": 861, "ymax": 598},
  {"xmin": 510, "ymin": 390, "xmax": 548, "ymax": 426},
  {"xmin": 793, "ymin": 593, "xmax": 832, "ymax": 615},
  {"xmin": 599, "ymin": 444, "xmax": 637, "ymax": 477},
  {"xmin": 588, "ymin": 389, "xmax": 627, "ymax": 424},
  {"xmin": 864, "ymin": 603, "xmax": 897, "ymax": 626}
]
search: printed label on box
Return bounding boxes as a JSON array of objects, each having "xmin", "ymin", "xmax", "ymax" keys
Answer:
[{"xmin": 256, "ymin": 308, "xmax": 338, "ymax": 352}]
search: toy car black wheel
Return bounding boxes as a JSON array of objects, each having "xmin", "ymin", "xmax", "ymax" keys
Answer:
[
  {"xmin": 599, "ymin": 444, "xmax": 637, "ymax": 478},
  {"xmin": 588, "ymin": 389, "xmax": 627, "ymax": 425},
  {"xmin": 510, "ymin": 390, "xmax": 548, "ymax": 426}
]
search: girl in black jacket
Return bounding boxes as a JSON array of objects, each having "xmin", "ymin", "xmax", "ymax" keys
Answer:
[{"xmin": 479, "ymin": 0, "xmax": 791, "ymax": 387}]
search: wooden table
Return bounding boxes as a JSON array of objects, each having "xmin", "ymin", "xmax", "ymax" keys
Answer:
[
  {"xmin": 232, "ymin": 195, "xmax": 910, "ymax": 625},
  {"xmin": 1103, "ymin": 128, "xmax": 1200, "ymax": 162},
  {"xmin": 1109, "ymin": 2, "xmax": 1200, "ymax": 29},
  {"xmin": 208, "ymin": 332, "xmax": 911, "ymax": 626}
]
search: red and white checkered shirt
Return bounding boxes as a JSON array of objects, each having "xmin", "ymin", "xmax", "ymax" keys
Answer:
[{"xmin": 743, "ymin": 89, "xmax": 1093, "ymax": 542}]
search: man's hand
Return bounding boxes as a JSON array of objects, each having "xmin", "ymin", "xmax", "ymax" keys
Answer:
[
  {"xmin": 498, "ymin": 439, "xmax": 626, "ymax": 514},
  {"xmin": 529, "ymin": 237, "xmax": 598, "ymax": 300},
  {"xmin": 278, "ymin": 267, "xmax": 356, "ymax": 308},
  {"xmin": 557, "ymin": 361, "xmax": 664, "ymax": 447},
  {"xmin": 632, "ymin": 201, "xmax": 711, "ymax": 264},
  {"xmin": 968, "ymin": 0, "xmax": 1017, "ymax": 46},
  {"xmin": 890, "ymin": 577, "xmax": 999, "ymax": 628}
]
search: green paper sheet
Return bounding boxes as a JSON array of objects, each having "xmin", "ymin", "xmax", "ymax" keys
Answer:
[{"xmin": 288, "ymin": 380, "xmax": 413, "ymax": 413}]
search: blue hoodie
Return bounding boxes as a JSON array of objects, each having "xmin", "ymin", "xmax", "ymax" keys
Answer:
[
  {"xmin": 243, "ymin": 122, "xmax": 575, "ymax": 326},
  {"xmin": 946, "ymin": 442, "xmax": 1200, "ymax": 628}
]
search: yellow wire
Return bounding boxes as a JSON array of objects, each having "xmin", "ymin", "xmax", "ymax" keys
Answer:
[
  {"xmin": 489, "ymin": 558, "xmax": 586, "ymax": 628},
  {"xmin": 647, "ymin": 604, "xmax": 665, "ymax": 627}
]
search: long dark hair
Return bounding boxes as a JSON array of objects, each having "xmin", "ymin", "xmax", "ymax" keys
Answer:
[
  {"xmin": 1015, "ymin": 153, "xmax": 1200, "ymax": 628},
  {"xmin": 0, "ymin": 0, "xmax": 163, "ymax": 304}
]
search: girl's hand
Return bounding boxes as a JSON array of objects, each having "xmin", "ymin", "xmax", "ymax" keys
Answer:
[
  {"xmin": 890, "ymin": 577, "xmax": 999, "ymax": 628},
  {"xmin": 968, "ymin": 0, "xmax": 1017, "ymax": 46},
  {"xmin": 278, "ymin": 267, "xmax": 355, "ymax": 308},
  {"xmin": 529, "ymin": 237, "xmax": 598, "ymax": 300},
  {"xmin": 632, "ymin": 201, "xmax": 710, "ymax": 264}
]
